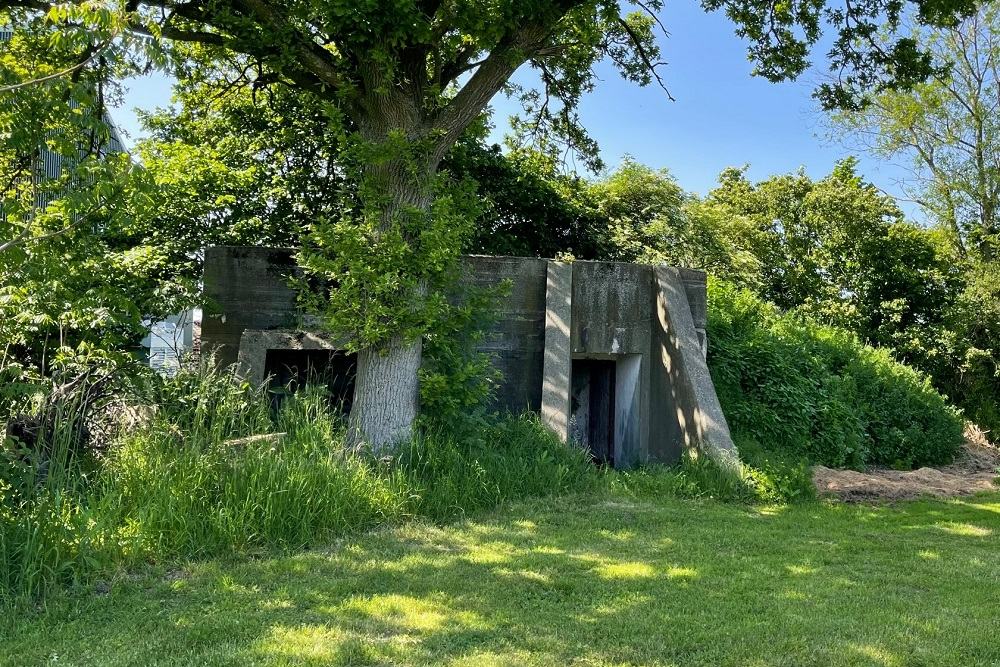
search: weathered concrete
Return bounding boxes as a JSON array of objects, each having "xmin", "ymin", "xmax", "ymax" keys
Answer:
[
  {"xmin": 202, "ymin": 246, "xmax": 301, "ymax": 368},
  {"xmin": 201, "ymin": 246, "xmax": 737, "ymax": 469},
  {"xmin": 238, "ymin": 329, "xmax": 344, "ymax": 386},
  {"xmin": 654, "ymin": 266, "xmax": 739, "ymax": 467},
  {"xmin": 567, "ymin": 261, "xmax": 653, "ymax": 468},
  {"xmin": 677, "ymin": 267, "xmax": 709, "ymax": 358},
  {"xmin": 614, "ymin": 354, "xmax": 643, "ymax": 468},
  {"xmin": 461, "ymin": 256, "xmax": 548, "ymax": 413},
  {"xmin": 540, "ymin": 261, "xmax": 573, "ymax": 442}
]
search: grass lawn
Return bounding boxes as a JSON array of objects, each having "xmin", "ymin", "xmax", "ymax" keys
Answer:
[{"xmin": 3, "ymin": 489, "xmax": 1000, "ymax": 667}]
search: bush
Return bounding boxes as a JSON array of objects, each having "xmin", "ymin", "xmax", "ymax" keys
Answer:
[{"xmin": 707, "ymin": 280, "xmax": 965, "ymax": 469}]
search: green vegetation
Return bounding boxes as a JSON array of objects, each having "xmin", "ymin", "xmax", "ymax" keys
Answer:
[
  {"xmin": 469, "ymin": 153, "xmax": 1000, "ymax": 439},
  {"xmin": 3, "ymin": 356, "xmax": 821, "ymax": 605},
  {"xmin": 3, "ymin": 2, "xmax": 1000, "ymax": 652},
  {"xmin": 708, "ymin": 280, "xmax": 964, "ymax": 469},
  {"xmin": 0, "ymin": 364, "xmax": 593, "ymax": 604},
  {"xmin": 828, "ymin": 4, "xmax": 1000, "ymax": 435},
  {"xmin": 2, "ymin": 0, "xmax": 984, "ymax": 446},
  {"xmin": 3, "ymin": 488, "xmax": 998, "ymax": 666}
]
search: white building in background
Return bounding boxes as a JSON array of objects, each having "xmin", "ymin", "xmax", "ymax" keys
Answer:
[
  {"xmin": 142, "ymin": 310, "xmax": 200, "ymax": 376},
  {"xmin": 0, "ymin": 29, "xmax": 127, "ymax": 209}
]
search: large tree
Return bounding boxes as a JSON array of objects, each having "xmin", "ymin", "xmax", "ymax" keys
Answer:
[
  {"xmin": 831, "ymin": 3, "xmax": 1000, "ymax": 260},
  {"xmin": 0, "ymin": 0, "xmax": 980, "ymax": 448},
  {"xmin": 827, "ymin": 4, "xmax": 1000, "ymax": 431}
]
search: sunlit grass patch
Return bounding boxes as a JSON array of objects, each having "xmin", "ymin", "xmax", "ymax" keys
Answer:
[
  {"xmin": 935, "ymin": 521, "xmax": 992, "ymax": 537},
  {"xmin": 3, "ymin": 491, "xmax": 998, "ymax": 666},
  {"xmin": 594, "ymin": 561, "xmax": 656, "ymax": 579}
]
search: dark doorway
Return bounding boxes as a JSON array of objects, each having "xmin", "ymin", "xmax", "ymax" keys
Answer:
[
  {"xmin": 263, "ymin": 349, "xmax": 357, "ymax": 416},
  {"xmin": 570, "ymin": 359, "xmax": 616, "ymax": 466}
]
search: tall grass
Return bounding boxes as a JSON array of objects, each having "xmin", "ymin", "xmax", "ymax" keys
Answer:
[
  {"xmin": 0, "ymin": 387, "xmax": 104, "ymax": 600},
  {"xmin": 606, "ymin": 447, "xmax": 815, "ymax": 505},
  {"xmin": 1, "ymin": 363, "xmax": 594, "ymax": 605},
  {"xmin": 97, "ymin": 384, "xmax": 409, "ymax": 558}
]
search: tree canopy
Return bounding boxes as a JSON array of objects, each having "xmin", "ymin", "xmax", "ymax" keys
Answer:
[
  {"xmin": 831, "ymin": 3, "xmax": 1000, "ymax": 260},
  {"xmin": 1, "ymin": 0, "xmax": 986, "ymax": 446}
]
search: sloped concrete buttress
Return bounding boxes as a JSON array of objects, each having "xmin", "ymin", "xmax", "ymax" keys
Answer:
[
  {"xmin": 654, "ymin": 266, "xmax": 739, "ymax": 467},
  {"xmin": 540, "ymin": 261, "xmax": 573, "ymax": 441}
]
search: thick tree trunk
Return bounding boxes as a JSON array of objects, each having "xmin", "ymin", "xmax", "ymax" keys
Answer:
[
  {"xmin": 348, "ymin": 334, "xmax": 422, "ymax": 450},
  {"xmin": 346, "ymin": 35, "xmax": 531, "ymax": 448},
  {"xmin": 346, "ymin": 164, "xmax": 430, "ymax": 451},
  {"xmin": 346, "ymin": 95, "xmax": 435, "ymax": 451}
]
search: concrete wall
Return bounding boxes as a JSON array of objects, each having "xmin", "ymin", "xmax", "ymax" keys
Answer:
[
  {"xmin": 202, "ymin": 246, "xmax": 300, "ymax": 367},
  {"xmin": 614, "ymin": 354, "xmax": 643, "ymax": 469},
  {"xmin": 654, "ymin": 267, "xmax": 738, "ymax": 468},
  {"xmin": 563, "ymin": 261, "xmax": 653, "ymax": 467},
  {"xmin": 461, "ymin": 256, "xmax": 548, "ymax": 414}
]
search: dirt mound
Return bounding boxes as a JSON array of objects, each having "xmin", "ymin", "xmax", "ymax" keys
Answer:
[{"xmin": 813, "ymin": 425, "xmax": 1000, "ymax": 502}]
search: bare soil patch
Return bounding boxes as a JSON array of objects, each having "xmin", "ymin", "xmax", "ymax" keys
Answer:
[{"xmin": 814, "ymin": 425, "xmax": 1000, "ymax": 502}]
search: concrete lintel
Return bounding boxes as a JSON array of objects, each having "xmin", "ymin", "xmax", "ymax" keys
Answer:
[
  {"xmin": 655, "ymin": 267, "xmax": 740, "ymax": 468},
  {"xmin": 541, "ymin": 261, "xmax": 573, "ymax": 441},
  {"xmin": 237, "ymin": 329, "xmax": 346, "ymax": 387}
]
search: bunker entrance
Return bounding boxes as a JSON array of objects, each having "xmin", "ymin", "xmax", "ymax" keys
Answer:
[
  {"xmin": 263, "ymin": 349, "xmax": 357, "ymax": 416},
  {"xmin": 570, "ymin": 359, "xmax": 617, "ymax": 466}
]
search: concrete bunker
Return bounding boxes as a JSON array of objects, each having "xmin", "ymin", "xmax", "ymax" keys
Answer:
[
  {"xmin": 237, "ymin": 330, "xmax": 356, "ymax": 413},
  {"xmin": 202, "ymin": 246, "xmax": 738, "ymax": 468}
]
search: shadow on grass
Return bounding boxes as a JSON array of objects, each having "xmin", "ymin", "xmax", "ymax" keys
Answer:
[{"xmin": 4, "ymin": 493, "xmax": 1000, "ymax": 667}]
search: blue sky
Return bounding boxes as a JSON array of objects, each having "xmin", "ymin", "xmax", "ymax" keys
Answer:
[{"xmin": 112, "ymin": 1, "xmax": 917, "ymax": 216}]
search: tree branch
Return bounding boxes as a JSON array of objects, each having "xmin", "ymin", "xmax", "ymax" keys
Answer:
[
  {"xmin": 232, "ymin": 0, "xmax": 344, "ymax": 92},
  {"xmin": 0, "ymin": 39, "xmax": 112, "ymax": 94},
  {"xmin": 615, "ymin": 16, "xmax": 674, "ymax": 101},
  {"xmin": 430, "ymin": 24, "xmax": 550, "ymax": 162}
]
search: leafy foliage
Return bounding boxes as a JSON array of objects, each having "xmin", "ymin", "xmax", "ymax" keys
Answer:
[
  {"xmin": 296, "ymin": 164, "xmax": 480, "ymax": 350},
  {"xmin": 700, "ymin": 0, "xmax": 977, "ymax": 109},
  {"xmin": 451, "ymin": 140, "xmax": 604, "ymax": 259},
  {"xmin": 698, "ymin": 161, "xmax": 1000, "ymax": 435},
  {"xmin": 830, "ymin": 4, "xmax": 1000, "ymax": 260},
  {"xmin": 590, "ymin": 158, "xmax": 762, "ymax": 280},
  {"xmin": 825, "ymin": 6, "xmax": 1000, "ymax": 435},
  {"xmin": 135, "ymin": 81, "xmax": 341, "ymax": 264},
  {"xmin": 708, "ymin": 280, "xmax": 964, "ymax": 469},
  {"xmin": 703, "ymin": 159, "xmax": 955, "ymax": 326},
  {"xmin": 418, "ymin": 280, "xmax": 507, "ymax": 431},
  {"xmin": 0, "ymin": 11, "xmax": 179, "ymax": 367},
  {"xmin": 2, "ymin": 0, "xmax": 981, "ymax": 357}
]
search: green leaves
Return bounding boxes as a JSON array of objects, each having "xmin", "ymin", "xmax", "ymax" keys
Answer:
[
  {"xmin": 708, "ymin": 279, "xmax": 965, "ymax": 469},
  {"xmin": 296, "ymin": 162, "xmax": 479, "ymax": 350},
  {"xmin": 702, "ymin": 0, "xmax": 976, "ymax": 109}
]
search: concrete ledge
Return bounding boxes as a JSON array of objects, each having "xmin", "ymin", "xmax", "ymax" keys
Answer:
[{"xmin": 238, "ymin": 329, "xmax": 345, "ymax": 386}]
